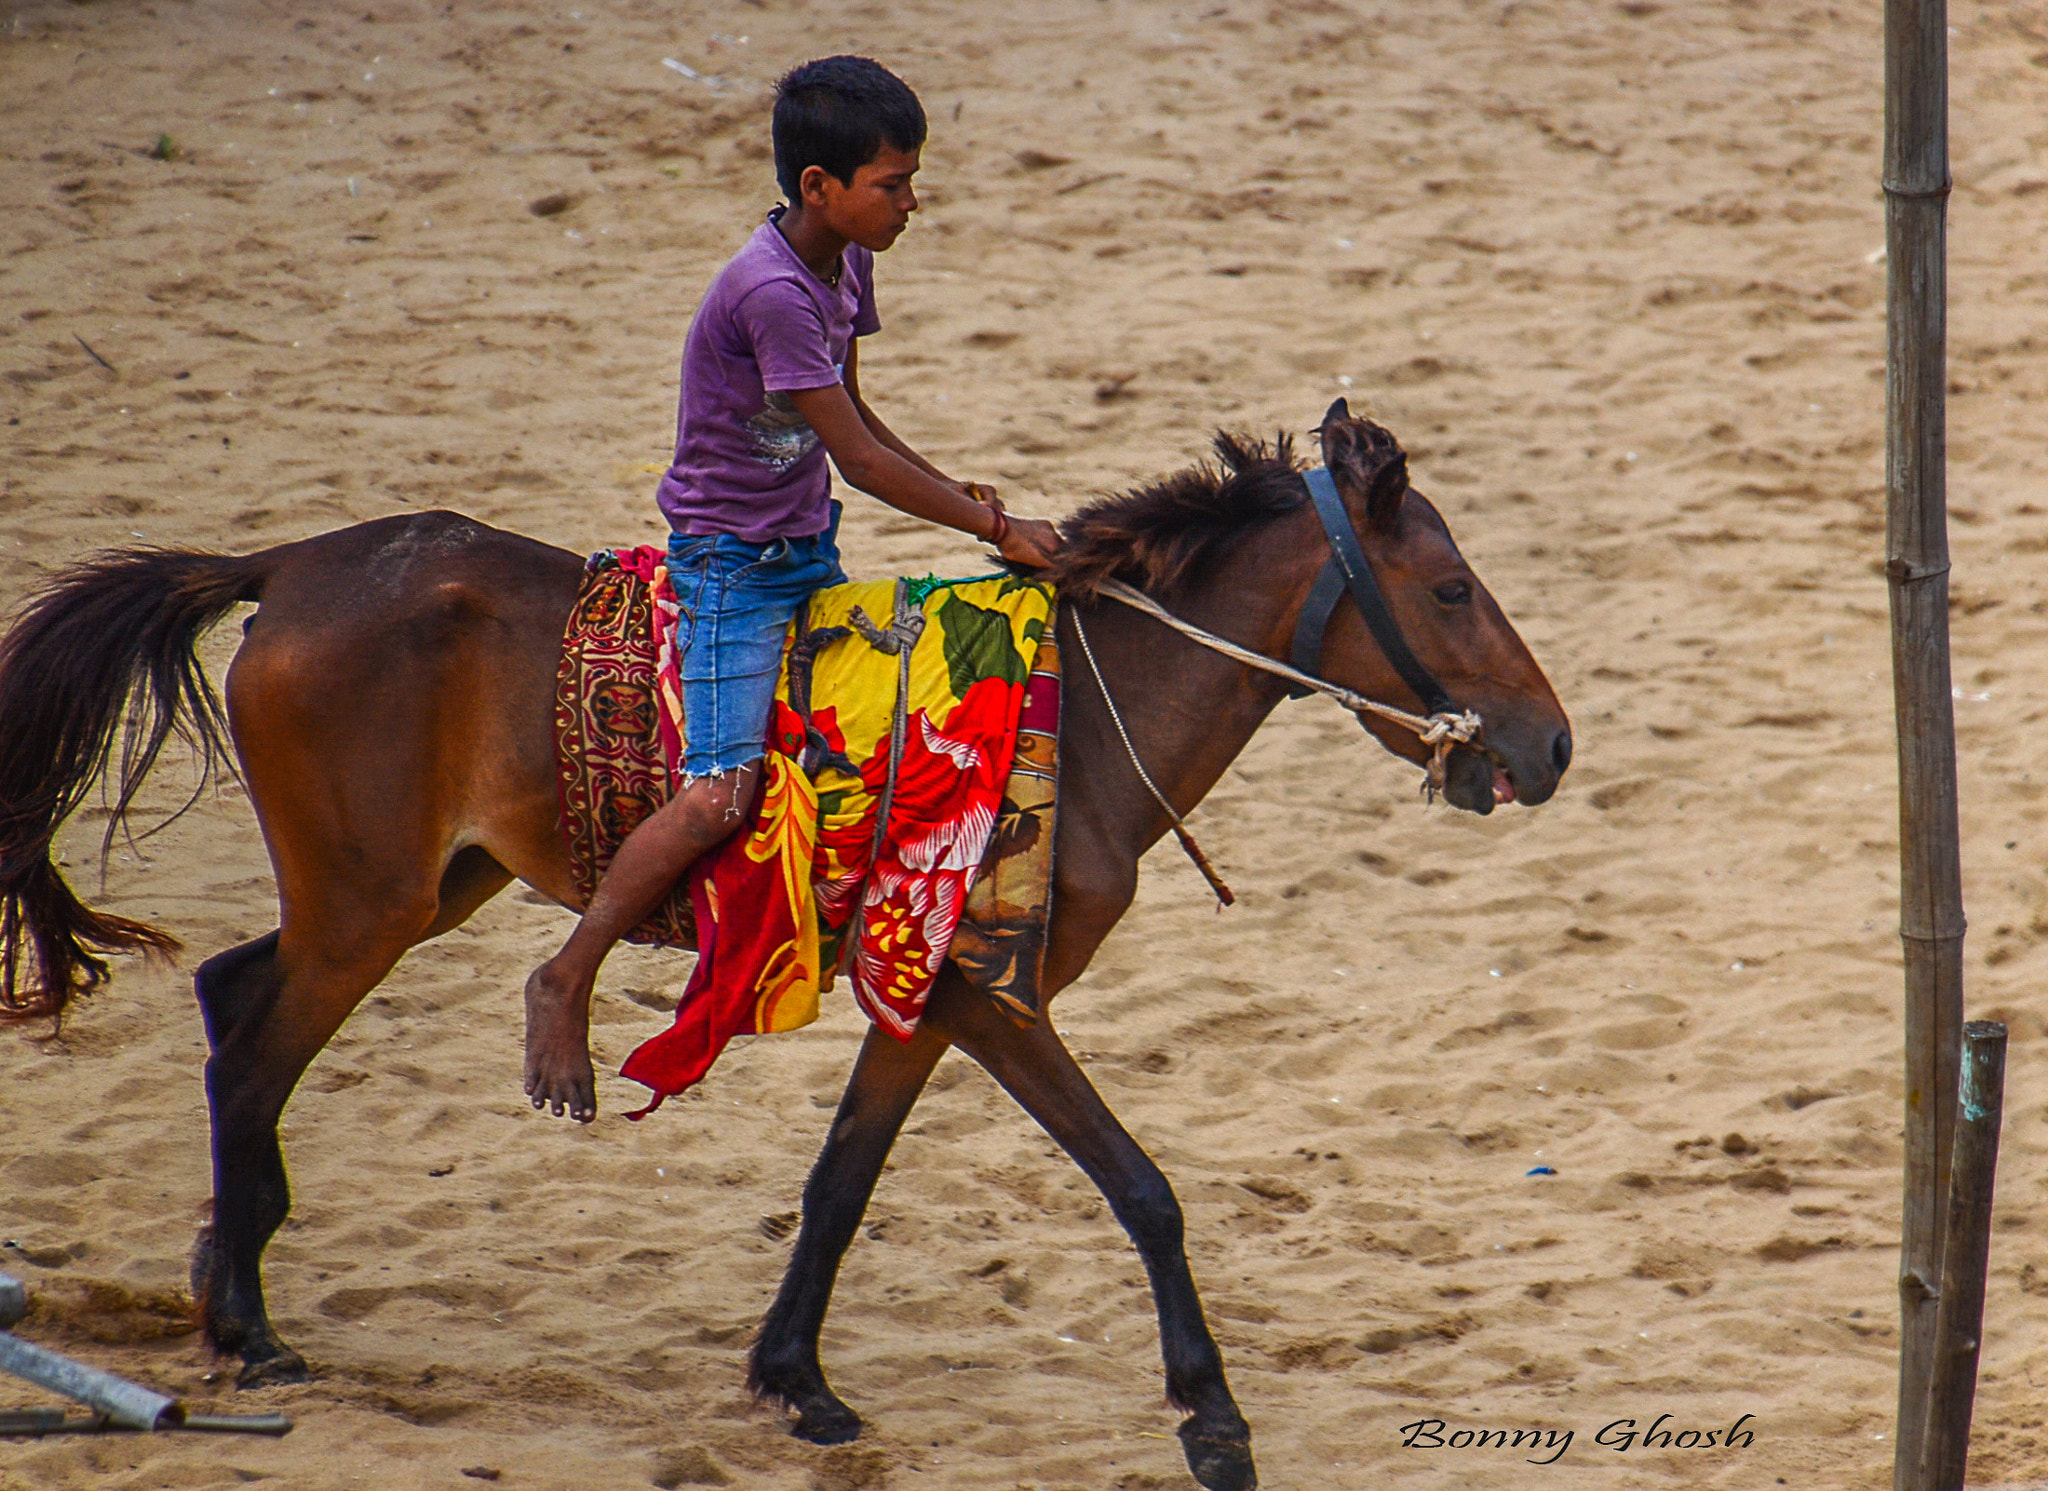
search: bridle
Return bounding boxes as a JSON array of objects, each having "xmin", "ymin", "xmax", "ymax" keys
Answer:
[
  {"xmin": 1287, "ymin": 467, "xmax": 1457, "ymax": 720},
  {"xmin": 1066, "ymin": 465, "xmax": 1485, "ymax": 905}
]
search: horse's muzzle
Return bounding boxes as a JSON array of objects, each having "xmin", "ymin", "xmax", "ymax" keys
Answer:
[{"xmin": 1441, "ymin": 723, "xmax": 1570, "ymax": 814}]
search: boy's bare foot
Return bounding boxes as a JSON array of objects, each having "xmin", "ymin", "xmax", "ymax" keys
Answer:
[{"xmin": 523, "ymin": 959, "xmax": 597, "ymax": 1122}]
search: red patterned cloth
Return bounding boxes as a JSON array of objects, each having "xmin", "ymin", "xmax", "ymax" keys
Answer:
[{"xmin": 552, "ymin": 553, "xmax": 1060, "ymax": 1112}]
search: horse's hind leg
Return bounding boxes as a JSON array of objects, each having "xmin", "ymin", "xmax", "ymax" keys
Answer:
[
  {"xmin": 190, "ymin": 931, "xmax": 292, "ymax": 1378},
  {"xmin": 191, "ymin": 908, "xmax": 425, "ymax": 1385},
  {"xmin": 939, "ymin": 990, "xmax": 1256, "ymax": 1491},
  {"xmin": 751, "ymin": 1019, "xmax": 950, "ymax": 1443}
]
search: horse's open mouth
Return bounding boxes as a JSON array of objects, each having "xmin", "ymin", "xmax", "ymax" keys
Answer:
[{"xmin": 1440, "ymin": 747, "xmax": 1521, "ymax": 815}]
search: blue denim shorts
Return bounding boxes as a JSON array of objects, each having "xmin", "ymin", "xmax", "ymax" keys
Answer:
[{"xmin": 668, "ymin": 504, "xmax": 848, "ymax": 778}]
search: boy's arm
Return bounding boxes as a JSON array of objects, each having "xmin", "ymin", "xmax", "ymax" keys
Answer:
[
  {"xmin": 842, "ymin": 341, "xmax": 952, "ymax": 485},
  {"xmin": 788, "ymin": 381, "xmax": 1061, "ymax": 567}
]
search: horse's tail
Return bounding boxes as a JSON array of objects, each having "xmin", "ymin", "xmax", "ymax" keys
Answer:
[{"xmin": 0, "ymin": 547, "xmax": 269, "ymax": 1023}]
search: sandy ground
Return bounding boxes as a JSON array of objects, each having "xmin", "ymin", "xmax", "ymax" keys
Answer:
[{"xmin": 5, "ymin": 1, "xmax": 2048, "ymax": 1487}]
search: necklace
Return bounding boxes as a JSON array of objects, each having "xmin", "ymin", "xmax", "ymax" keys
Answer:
[{"xmin": 770, "ymin": 208, "xmax": 845, "ymax": 288}]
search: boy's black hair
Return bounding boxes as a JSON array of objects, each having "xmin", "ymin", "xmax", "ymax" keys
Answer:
[{"xmin": 772, "ymin": 56, "xmax": 926, "ymax": 202}]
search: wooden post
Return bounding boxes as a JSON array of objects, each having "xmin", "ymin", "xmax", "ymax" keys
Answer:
[
  {"xmin": 1884, "ymin": 2, "xmax": 1963, "ymax": 1488},
  {"xmin": 1918, "ymin": 1021, "xmax": 2007, "ymax": 1489}
]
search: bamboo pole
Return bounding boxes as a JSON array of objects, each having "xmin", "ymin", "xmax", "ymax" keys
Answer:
[
  {"xmin": 1884, "ymin": 1, "xmax": 1963, "ymax": 1487},
  {"xmin": 1918, "ymin": 1021, "xmax": 2007, "ymax": 1489}
]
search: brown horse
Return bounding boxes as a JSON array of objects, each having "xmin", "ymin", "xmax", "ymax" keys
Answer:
[{"xmin": 0, "ymin": 405, "xmax": 1567, "ymax": 1491}]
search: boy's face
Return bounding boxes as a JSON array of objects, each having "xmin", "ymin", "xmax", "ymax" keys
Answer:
[{"xmin": 803, "ymin": 144, "xmax": 921, "ymax": 252}]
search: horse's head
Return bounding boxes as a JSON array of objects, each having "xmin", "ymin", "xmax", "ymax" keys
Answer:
[{"xmin": 1306, "ymin": 399, "xmax": 1570, "ymax": 814}]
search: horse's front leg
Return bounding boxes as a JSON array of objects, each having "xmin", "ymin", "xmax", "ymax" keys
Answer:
[
  {"xmin": 750, "ymin": 1017, "xmax": 949, "ymax": 1443},
  {"xmin": 943, "ymin": 994, "xmax": 1255, "ymax": 1491}
]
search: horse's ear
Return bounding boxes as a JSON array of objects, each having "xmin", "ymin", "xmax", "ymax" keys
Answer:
[
  {"xmin": 1320, "ymin": 416, "xmax": 1410, "ymax": 533},
  {"xmin": 1365, "ymin": 450, "xmax": 1410, "ymax": 532}
]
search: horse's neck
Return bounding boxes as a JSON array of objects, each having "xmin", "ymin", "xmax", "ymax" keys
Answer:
[{"xmin": 1056, "ymin": 582, "xmax": 1292, "ymax": 860}]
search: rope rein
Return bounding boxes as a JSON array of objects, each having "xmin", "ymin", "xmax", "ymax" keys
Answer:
[
  {"xmin": 1068, "ymin": 579, "xmax": 1489, "ymax": 908},
  {"xmin": 1069, "ymin": 603, "xmax": 1236, "ymax": 907},
  {"xmin": 1095, "ymin": 578, "xmax": 1483, "ymax": 794}
]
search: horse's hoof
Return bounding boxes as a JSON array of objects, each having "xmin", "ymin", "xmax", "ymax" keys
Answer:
[
  {"xmin": 235, "ymin": 1343, "xmax": 309, "ymax": 1389},
  {"xmin": 750, "ymin": 1349, "xmax": 863, "ymax": 1445},
  {"xmin": 1178, "ymin": 1421, "xmax": 1256, "ymax": 1491},
  {"xmin": 791, "ymin": 1399, "xmax": 863, "ymax": 1446}
]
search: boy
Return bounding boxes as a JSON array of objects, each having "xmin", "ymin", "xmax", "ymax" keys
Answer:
[{"xmin": 524, "ymin": 56, "xmax": 1061, "ymax": 1121}]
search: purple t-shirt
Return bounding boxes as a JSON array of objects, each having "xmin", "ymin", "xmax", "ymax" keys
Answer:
[{"xmin": 656, "ymin": 211, "xmax": 880, "ymax": 540}]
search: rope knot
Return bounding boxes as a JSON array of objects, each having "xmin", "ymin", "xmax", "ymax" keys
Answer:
[
  {"xmin": 848, "ymin": 603, "xmax": 925, "ymax": 656},
  {"xmin": 1420, "ymin": 710, "xmax": 1484, "ymax": 800},
  {"xmin": 1419, "ymin": 709, "xmax": 1483, "ymax": 746}
]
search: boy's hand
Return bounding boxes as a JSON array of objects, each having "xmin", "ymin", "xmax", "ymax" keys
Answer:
[
  {"xmin": 965, "ymin": 481, "xmax": 1062, "ymax": 567},
  {"xmin": 996, "ymin": 515, "xmax": 1063, "ymax": 568}
]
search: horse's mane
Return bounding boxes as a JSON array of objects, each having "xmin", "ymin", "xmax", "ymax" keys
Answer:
[{"xmin": 1041, "ymin": 431, "xmax": 1308, "ymax": 600}]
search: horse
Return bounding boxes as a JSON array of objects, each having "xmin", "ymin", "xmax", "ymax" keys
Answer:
[{"xmin": 0, "ymin": 402, "xmax": 1569, "ymax": 1491}]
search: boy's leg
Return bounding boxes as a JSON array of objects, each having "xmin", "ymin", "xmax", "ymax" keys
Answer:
[
  {"xmin": 523, "ymin": 763, "xmax": 762, "ymax": 1121},
  {"xmin": 524, "ymin": 519, "xmax": 845, "ymax": 1121}
]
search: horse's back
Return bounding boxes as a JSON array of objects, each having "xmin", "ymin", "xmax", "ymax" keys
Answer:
[{"xmin": 239, "ymin": 510, "xmax": 582, "ymax": 638}]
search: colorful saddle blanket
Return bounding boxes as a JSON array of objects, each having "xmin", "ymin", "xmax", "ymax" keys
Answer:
[{"xmin": 553, "ymin": 548, "xmax": 1061, "ymax": 1111}]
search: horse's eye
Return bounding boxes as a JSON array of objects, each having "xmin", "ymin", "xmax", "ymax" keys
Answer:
[{"xmin": 1433, "ymin": 579, "xmax": 1473, "ymax": 606}]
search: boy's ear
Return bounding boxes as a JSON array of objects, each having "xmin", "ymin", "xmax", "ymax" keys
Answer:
[{"xmin": 797, "ymin": 163, "xmax": 835, "ymax": 206}]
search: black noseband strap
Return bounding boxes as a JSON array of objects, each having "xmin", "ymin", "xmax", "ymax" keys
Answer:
[{"xmin": 1288, "ymin": 467, "xmax": 1456, "ymax": 718}]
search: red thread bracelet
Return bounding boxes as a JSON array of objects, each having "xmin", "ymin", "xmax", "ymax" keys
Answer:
[{"xmin": 985, "ymin": 506, "xmax": 1010, "ymax": 547}]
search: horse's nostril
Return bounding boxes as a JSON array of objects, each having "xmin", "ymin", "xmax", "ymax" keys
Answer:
[{"xmin": 1551, "ymin": 728, "xmax": 1573, "ymax": 773}]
